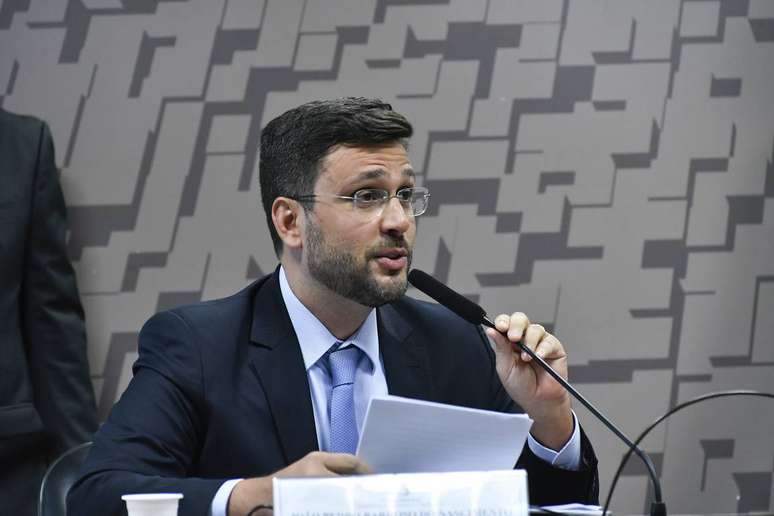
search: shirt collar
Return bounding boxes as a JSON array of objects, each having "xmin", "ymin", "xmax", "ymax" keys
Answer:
[{"xmin": 279, "ymin": 266, "xmax": 379, "ymax": 371}]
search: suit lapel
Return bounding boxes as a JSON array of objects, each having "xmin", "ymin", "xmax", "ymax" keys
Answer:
[
  {"xmin": 378, "ymin": 304, "xmax": 433, "ymax": 401},
  {"xmin": 247, "ymin": 273, "xmax": 434, "ymax": 464},
  {"xmin": 247, "ymin": 270, "xmax": 318, "ymax": 465}
]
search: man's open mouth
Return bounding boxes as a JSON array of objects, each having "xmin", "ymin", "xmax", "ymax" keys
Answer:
[{"xmin": 373, "ymin": 248, "xmax": 409, "ymax": 271}]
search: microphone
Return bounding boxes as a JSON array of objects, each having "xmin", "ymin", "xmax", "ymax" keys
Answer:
[{"xmin": 407, "ymin": 269, "xmax": 666, "ymax": 516}]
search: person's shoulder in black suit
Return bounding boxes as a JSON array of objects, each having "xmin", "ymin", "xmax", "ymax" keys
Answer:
[{"xmin": 0, "ymin": 107, "xmax": 98, "ymax": 516}]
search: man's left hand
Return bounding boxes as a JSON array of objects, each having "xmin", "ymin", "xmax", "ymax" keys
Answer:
[{"xmin": 485, "ymin": 312, "xmax": 574, "ymax": 451}]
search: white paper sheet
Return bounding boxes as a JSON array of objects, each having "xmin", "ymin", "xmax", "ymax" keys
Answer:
[
  {"xmin": 356, "ymin": 395, "xmax": 533, "ymax": 473},
  {"xmin": 540, "ymin": 504, "xmax": 604, "ymax": 515}
]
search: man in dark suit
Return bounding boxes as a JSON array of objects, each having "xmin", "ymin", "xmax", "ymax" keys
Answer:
[
  {"xmin": 0, "ymin": 108, "xmax": 99, "ymax": 516},
  {"xmin": 69, "ymin": 98, "xmax": 598, "ymax": 516}
]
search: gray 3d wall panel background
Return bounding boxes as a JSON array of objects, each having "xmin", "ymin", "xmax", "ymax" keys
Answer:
[{"xmin": 1, "ymin": 0, "xmax": 773, "ymax": 512}]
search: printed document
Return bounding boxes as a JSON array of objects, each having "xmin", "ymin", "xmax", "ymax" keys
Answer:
[{"xmin": 356, "ymin": 395, "xmax": 533, "ymax": 473}]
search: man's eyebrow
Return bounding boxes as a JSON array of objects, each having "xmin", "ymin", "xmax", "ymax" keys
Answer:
[
  {"xmin": 353, "ymin": 169, "xmax": 386, "ymax": 181},
  {"xmin": 351, "ymin": 168, "xmax": 415, "ymax": 181}
]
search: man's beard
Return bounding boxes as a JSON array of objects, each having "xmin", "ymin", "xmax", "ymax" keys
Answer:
[{"xmin": 305, "ymin": 218, "xmax": 412, "ymax": 307}]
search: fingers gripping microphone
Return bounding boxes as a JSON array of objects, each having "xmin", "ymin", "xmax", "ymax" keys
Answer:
[{"xmin": 408, "ymin": 269, "xmax": 666, "ymax": 516}]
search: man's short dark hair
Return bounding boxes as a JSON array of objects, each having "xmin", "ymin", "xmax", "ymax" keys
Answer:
[{"xmin": 259, "ymin": 97, "xmax": 414, "ymax": 256}]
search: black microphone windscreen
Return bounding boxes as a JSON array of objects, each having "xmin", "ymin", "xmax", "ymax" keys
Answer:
[{"xmin": 408, "ymin": 269, "xmax": 487, "ymax": 325}]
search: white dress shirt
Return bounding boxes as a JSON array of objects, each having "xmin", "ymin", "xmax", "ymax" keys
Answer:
[{"xmin": 210, "ymin": 267, "xmax": 581, "ymax": 515}]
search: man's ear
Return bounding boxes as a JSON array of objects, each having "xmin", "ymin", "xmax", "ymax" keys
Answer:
[{"xmin": 272, "ymin": 197, "xmax": 303, "ymax": 251}]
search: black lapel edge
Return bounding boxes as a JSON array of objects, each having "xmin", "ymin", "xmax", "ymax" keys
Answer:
[{"xmin": 247, "ymin": 269, "xmax": 319, "ymax": 464}]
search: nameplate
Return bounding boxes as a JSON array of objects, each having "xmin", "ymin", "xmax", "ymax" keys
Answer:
[{"xmin": 273, "ymin": 470, "xmax": 528, "ymax": 516}]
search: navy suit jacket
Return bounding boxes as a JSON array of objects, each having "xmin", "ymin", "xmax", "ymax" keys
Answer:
[{"xmin": 69, "ymin": 269, "xmax": 598, "ymax": 515}]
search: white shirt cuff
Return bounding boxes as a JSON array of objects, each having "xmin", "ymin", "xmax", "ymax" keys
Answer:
[
  {"xmin": 526, "ymin": 410, "xmax": 581, "ymax": 471},
  {"xmin": 210, "ymin": 478, "xmax": 244, "ymax": 516}
]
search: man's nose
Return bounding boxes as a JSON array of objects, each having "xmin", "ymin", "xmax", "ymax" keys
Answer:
[{"xmin": 379, "ymin": 197, "xmax": 412, "ymax": 234}]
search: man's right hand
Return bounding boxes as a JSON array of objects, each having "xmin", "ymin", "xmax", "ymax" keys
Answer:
[{"xmin": 228, "ymin": 452, "xmax": 371, "ymax": 515}]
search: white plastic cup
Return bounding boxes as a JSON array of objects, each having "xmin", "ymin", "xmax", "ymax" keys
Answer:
[{"xmin": 121, "ymin": 493, "xmax": 183, "ymax": 516}]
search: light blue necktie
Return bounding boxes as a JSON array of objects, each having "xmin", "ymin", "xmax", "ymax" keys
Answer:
[{"xmin": 327, "ymin": 343, "xmax": 362, "ymax": 454}]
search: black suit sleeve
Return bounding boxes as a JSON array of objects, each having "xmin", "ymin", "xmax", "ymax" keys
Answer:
[
  {"xmin": 68, "ymin": 311, "xmax": 227, "ymax": 516},
  {"xmin": 516, "ymin": 425, "xmax": 599, "ymax": 505},
  {"xmin": 21, "ymin": 120, "xmax": 98, "ymax": 459},
  {"xmin": 476, "ymin": 326, "xmax": 600, "ymax": 505}
]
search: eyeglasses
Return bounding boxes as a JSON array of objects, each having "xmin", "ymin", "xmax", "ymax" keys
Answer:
[{"xmin": 291, "ymin": 186, "xmax": 431, "ymax": 217}]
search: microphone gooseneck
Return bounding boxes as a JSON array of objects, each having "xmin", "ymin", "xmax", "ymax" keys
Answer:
[{"xmin": 407, "ymin": 269, "xmax": 666, "ymax": 516}]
